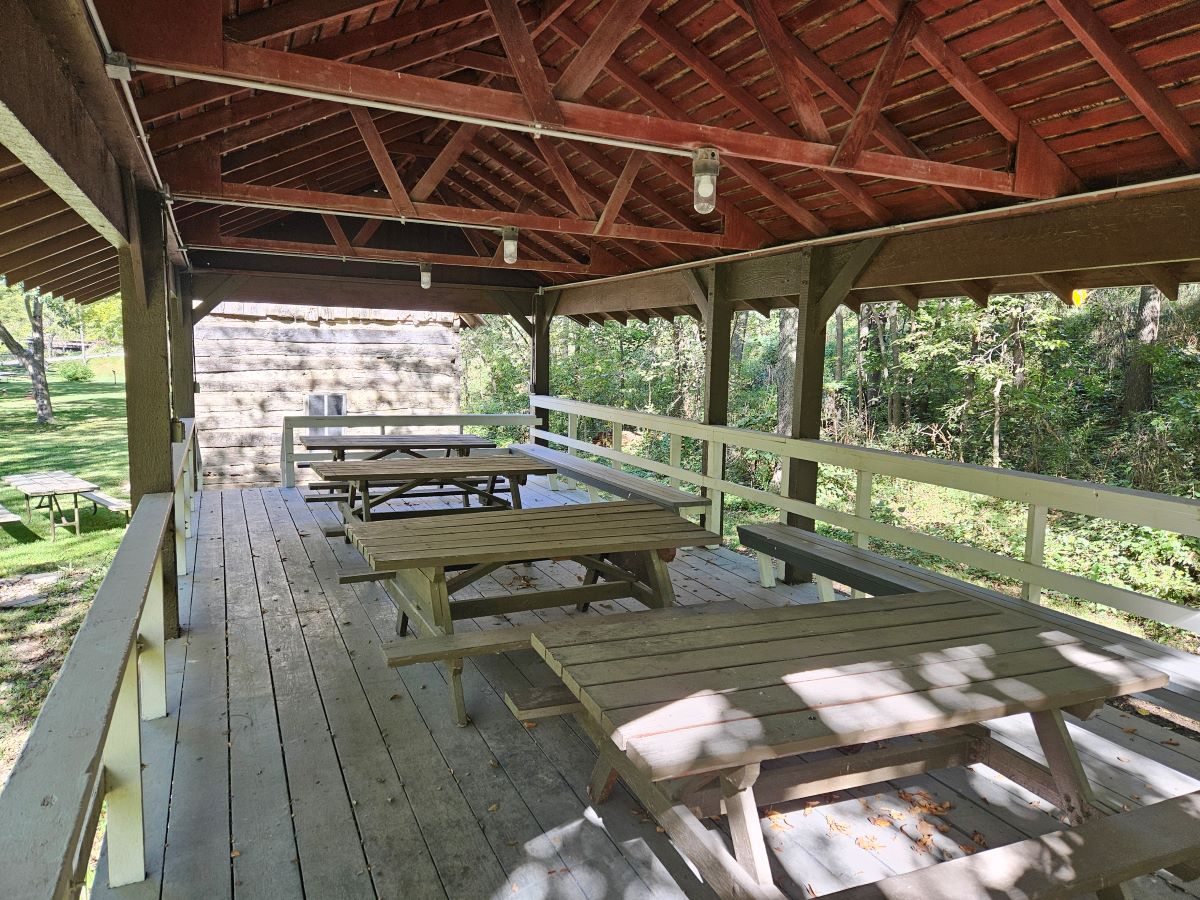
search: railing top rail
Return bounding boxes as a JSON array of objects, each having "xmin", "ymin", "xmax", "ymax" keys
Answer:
[
  {"xmin": 531, "ymin": 395, "xmax": 1200, "ymax": 538},
  {"xmin": 171, "ymin": 417, "xmax": 196, "ymax": 489},
  {"xmin": 0, "ymin": 493, "xmax": 174, "ymax": 897}
]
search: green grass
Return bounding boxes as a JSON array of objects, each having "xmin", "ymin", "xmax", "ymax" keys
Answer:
[{"xmin": 0, "ymin": 361, "xmax": 128, "ymax": 783}]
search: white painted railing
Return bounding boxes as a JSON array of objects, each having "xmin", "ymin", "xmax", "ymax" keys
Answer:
[
  {"xmin": 279, "ymin": 413, "xmax": 539, "ymax": 487},
  {"xmin": 531, "ymin": 395, "xmax": 1200, "ymax": 634},
  {"xmin": 0, "ymin": 420, "xmax": 202, "ymax": 898}
]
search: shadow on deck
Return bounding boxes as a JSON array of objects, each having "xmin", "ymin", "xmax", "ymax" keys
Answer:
[{"xmin": 94, "ymin": 480, "xmax": 1200, "ymax": 900}]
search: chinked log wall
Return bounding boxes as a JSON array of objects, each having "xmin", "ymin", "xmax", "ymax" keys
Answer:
[{"xmin": 194, "ymin": 302, "xmax": 460, "ymax": 487}]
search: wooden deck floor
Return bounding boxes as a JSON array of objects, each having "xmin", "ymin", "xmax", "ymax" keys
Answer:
[{"xmin": 95, "ymin": 480, "xmax": 1200, "ymax": 900}]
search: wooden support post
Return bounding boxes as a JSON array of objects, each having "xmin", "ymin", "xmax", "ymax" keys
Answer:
[
  {"xmin": 668, "ymin": 432, "xmax": 682, "ymax": 489},
  {"xmin": 562, "ymin": 412, "xmax": 579, "ymax": 489},
  {"xmin": 720, "ymin": 764, "xmax": 772, "ymax": 886},
  {"xmin": 1024, "ymin": 503, "xmax": 1048, "ymax": 604},
  {"xmin": 1030, "ymin": 708, "xmax": 1102, "ymax": 826},
  {"xmin": 120, "ymin": 179, "xmax": 179, "ymax": 636},
  {"xmin": 168, "ymin": 273, "xmax": 196, "ymax": 420},
  {"xmin": 531, "ymin": 291, "xmax": 558, "ymax": 446},
  {"xmin": 280, "ymin": 418, "xmax": 296, "ymax": 488},
  {"xmin": 852, "ymin": 469, "xmax": 874, "ymax": 598},
  {"xmin": 102, "ymin": 650, "xmax": 145, "ymax": 887},
  {"xmin": 701, "ymin": 270, "xmax": 731, "ymax": 538}
]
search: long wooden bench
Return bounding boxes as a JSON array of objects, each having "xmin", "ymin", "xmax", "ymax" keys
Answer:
[
  {"xmin": 739, "ymin": 523, "xmax": 1200, "ymax": 721},
  {"xmin": 823, "ymin": 789, "xmax": 1200, "ymax": 900},
  {"xmin": 0, "ymin": 502, "xmax": 19, "ymax": 525},
  {"xmin": 512, "ymin": 443, "xmax": 711, "ymax": 515},
  {"xmin": 81, "ymin": 490, "xmax": 130, "ymax": 520}
]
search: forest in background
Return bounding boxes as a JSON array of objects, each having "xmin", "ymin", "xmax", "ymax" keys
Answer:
[{"xmin": 461, "ymin": 285, "xmax": 1200, "ymax": 651}]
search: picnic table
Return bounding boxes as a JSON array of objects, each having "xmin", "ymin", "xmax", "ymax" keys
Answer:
[
  {"xmin": 349, "ymin": 500, "xmax": 719, "ymax": 724},
  {"xmin": 523, "ymin": 590, "xmax": 1170, "ymax": 899},
  {"xmin": 3, "ymin": 471, "xmax": 98, "ymax": 540},
  {"xmin": 300, "ymin": 432, "xmax": 496, "ymax": 461},
  {"xmin": 310, "ymin": 456, "xmax": 557, "ymax": 523}
]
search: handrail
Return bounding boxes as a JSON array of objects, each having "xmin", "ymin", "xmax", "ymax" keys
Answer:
[
  {"xmin": 0, "ymin": 422, "xmax": 203, "ymax": 898},
  {"xmin": 279, "ymin": 412, "xmax": 539, "ymax": 487},
  {"xmin": 531, "ymin": 395, "xmax": 1200, "ymax": 634}
]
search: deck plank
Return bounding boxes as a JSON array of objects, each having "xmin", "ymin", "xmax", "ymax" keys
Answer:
[{"xmin": 95, "ymin": 485, "xmax": 1200, "ymax": 900}]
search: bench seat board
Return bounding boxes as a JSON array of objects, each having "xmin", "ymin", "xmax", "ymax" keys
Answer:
[
  {"xmin": 822, "ymin": 790, "xmax": 1200, "ymax": 900},
  {"xmin": 512, "ymin": 444, "xmax": 709, "ymax": 512}
]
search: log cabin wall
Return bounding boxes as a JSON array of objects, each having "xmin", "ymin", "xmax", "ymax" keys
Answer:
[{"xmin": 194, "ymin": 302, "xmax": 460, "ymax": 488}]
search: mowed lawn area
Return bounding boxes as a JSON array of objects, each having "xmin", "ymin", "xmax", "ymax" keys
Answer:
[{"xmin": 0, "ymin": 358, "xmax": 129, "ymax": 784}]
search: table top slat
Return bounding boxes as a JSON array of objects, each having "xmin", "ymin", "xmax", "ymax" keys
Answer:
[
  {"xmin": 3, "ymin": 470, "xmax": 97, "ymax": 496},
  {"xmin": 312, "ymin": 457, "xmax": 556, "ymax": 480}
]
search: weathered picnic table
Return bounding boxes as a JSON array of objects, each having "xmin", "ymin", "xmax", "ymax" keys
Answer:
[
  {"xmin": 519, "ymin": 591, "xmax": 1173, "ymax": 900},
  {"xmin": 300, "ymin": 432, "xmax": 496, "ymax": 461},
  {"xmin": 2, "ymin": 470, "xmax": 98, "ymax": 540},
  {"xmin": 348, "ymin": 500, "xmax": 719, "ymax": 724},
  {"xmin": 310, "ymin": 455, "xmax": 557, "ymax": 524}
]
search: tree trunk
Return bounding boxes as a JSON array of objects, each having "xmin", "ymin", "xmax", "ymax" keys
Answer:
[
  {"xmin": 855, "ymin": 310, "xmax": 866, "ymax": 421},
  {"xmin": 1122, "ymin": 284, "xmax": 1161, "ymax": 416},
  {"xmin": 991, "ymin": 377, "xmax": 1003, "ymax": 468},
  {"xmin": 833, "ymin": 309, "xmax": 844, "ymax": 382},
  {"xmin": 0, "ymin": 292, "xmax": 54, "ymax": 424},
  {"xmin": 887, "ymin": 304, "xmax": 902, "ymax": 429},
  {"xmin": 775, "ymin": 307, "xmax": 797, "ymax": 436}
]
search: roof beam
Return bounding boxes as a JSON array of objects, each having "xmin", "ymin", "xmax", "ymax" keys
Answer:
[
  {"xmin": 1045, "ymin": 0, "xmax": 1200, "ymax": 169},
  {"xmin": 349, "ymin": 106, "xmax": 418, "ymax": 216},
  {"xmin": 1139, "ymin": 264, "xmax": 1181, "ymax": 302},
  {"xmin": 831, "ymin": 4, "xmax": 921, "ymax": 168},
  {"xmin": 536, "ymin": 139, "xmax": 595, "ymax": 219},
  {"xmin": 485, "ymin": 0, "xmax": 563, "ymax": 125},
  {"xmin": 744, "ymin": 0, "xmax": 828, "ymax": 142},
  {"xmin": 594, "ymin": 151, "xmax": 643, "ymax": 234},
  {"xmin": 864, "ymin": 0, "xmax": 1080, "ymax": 195},
  {"xmin": 726, "ymin": 0, "xmax": 971, "ymax": 212},
  {"xmin": 224, "ymin": 0, "xmax": 396, "ymax": 45},
  {"xmin": 129, "ymin": 42, "xmax": 1034, "ymax": 198},
  {"xmin": 553, "ymin": 0, "xmax": 654, "ymax": 102},
  {"xmin": 1, "ymin": 0, "xmax": 126, "ymax": 246},
  {"xmin": 638, "ymin": 8, "xmax": 889, "ymax": 226},
  {"xmin": 411, "ymin": 123, "xmax": 482, "ymax": 202}
]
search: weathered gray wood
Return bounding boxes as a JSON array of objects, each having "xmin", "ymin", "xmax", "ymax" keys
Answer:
[
  {"xmin": 821, "ymin": 790, "xmax": 1200, "ymax": 900},
  {"xmin": 504, "ymin": 683, "xmax": 583, "ymax": 719}
]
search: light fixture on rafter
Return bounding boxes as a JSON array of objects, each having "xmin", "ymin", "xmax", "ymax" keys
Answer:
[
  {"xmin": 692, "ymin": 148, "xmax": 720, "ymax": 214},
  {"xmin": 501, "ymin": 226, "xmax": 519, "ymax": 264},
  {"xmin": 419, "ymin": 263, "xmax": 432, "ymax": 289}
]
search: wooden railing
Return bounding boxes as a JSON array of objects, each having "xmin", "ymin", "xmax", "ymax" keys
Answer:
[
  {"xmin": 531, "ymin": 395, "xmax": 1200, "ymax": 635},
  {"xmin": 0, "ymin": 420, "xmax": 201, "ymax": 898},
  {"xmin": 279, "ymin": 413, "xmax": 540, "ymax": 487}
]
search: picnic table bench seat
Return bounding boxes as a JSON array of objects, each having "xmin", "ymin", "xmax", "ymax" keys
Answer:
[
  {"xmin": 511, "ymin": 443, "xmax": 710, "ymax": 514},
  {"xmin": 0, "ymin": 502, "xmax": 19, "ymax": 525},
  {"xmin": 738, "ymin": 523, "xmax": 1200, "ymax": 721},
  {"xmin": 823, "ymin": 789, "xmax": 1200, "ymax": 900},
  {"xmin": 81, "ymin": 490, "xmax": 131, "ymax": 519}
]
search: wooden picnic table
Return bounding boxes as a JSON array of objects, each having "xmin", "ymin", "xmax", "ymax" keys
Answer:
[
  {"xmin": 349, "ymin": 500, "xmax": 719, "ymax": 724},
  {"xmin": 310, "ymin": 456, "xmax": 557, "ymax": 523},
  {"xmin": 300, "ymin": 432, "xmax": 496, "ymax": 461},
  {"xmin": 524, "ymin": 591, "xmax": 1170, "ymax": 900},
  {"xmin": 2, "ymin": 470, "xmax": 98, "ymax": 540}
]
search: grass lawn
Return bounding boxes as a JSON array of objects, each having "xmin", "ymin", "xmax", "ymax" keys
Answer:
[{"xmin": 0, "ymin": 357, "xmax": 128, "ymax": 785}]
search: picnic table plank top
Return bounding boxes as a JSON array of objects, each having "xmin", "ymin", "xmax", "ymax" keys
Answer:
[
  {"xmin": 311, "ymin": 457, "xmax": 557, "ymax": 480},
  {"xmin": 299, "ymin": 433, "xmax": 497, "ymax": 450},
  {"xmin": 347, "ymin": 500, "xmax": 719, "ymax": 570},
  {"xmin": 3, "ymin": 470, "xmax": 98, "ymax": 496},
  {"xmin": 529, "ymin": 591, "xmax": 1170, "ymax": 781}
]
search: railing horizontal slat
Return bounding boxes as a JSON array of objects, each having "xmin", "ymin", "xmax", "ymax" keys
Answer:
[{"xmin": 0, "ymin": 493, "xmax": 174, "ymax": 898}]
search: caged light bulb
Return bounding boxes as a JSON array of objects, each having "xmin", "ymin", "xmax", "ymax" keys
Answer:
[
  {"xmin": 501, "ymin": 226, "xmax": 519, "ymax": 264},
  {"xmin": 419, "ymin": 263, "xmax": 432, "ymax": 289}
]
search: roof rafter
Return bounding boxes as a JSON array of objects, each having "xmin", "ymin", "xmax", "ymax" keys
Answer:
[
  {"xmin": 485, "ymin": 0, "xmax": 564, "ymax": 125},
  {"xmin": 553, "ymin": 0, "xmax": 654, "ymax": 102},
  {"xmin": 743, "ymin": 0, "xmax": 829, "ymax": 143},
  {"xmin": 594, "ymin": 150, "xmax": 643, "ymax": 235},
  {"xmin": 349, "ymin": 105, "xmax": 418, "ymax": 217}
]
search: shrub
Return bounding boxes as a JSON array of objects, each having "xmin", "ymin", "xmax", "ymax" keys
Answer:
[{"xmin": 57, "ymin": 361, "xmax": 95, "ymax": 382}]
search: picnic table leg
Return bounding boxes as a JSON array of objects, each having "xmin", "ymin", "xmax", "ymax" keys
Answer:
[
  {"xmin": 575, "ymin": 565, "xmax": 600, "ymax": 612},
  {"xmin": 1030, "ymin": 708, "xmax": 1102, "ymax": 825},
  {"xmin": 721, "ymin": 764, "xmax": 773, "ymax": 886},
  {"xmin": 428, "ymin": 567, "xmax": 469, "ymax": 726},
  {"xmin": 587, "ymin": 744, "xmax": 621, "ymax": 804},
  {"xmin": 641, "ymin": 550, "xmax": 676, "ymax": 609},
  {"xmin": 509, "ymin": 480, "xmax": 523, "ymax": 509},
  {"xmin": 483, "ymin": 475, "xmax": 497, "ymax": 508},
  {"xmin": 72, "ymin": 492, "xmax": 81, "ymax": 536}
]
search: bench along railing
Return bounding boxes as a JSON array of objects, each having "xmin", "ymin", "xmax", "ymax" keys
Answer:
[
  {"xmin": 279, "ymin": 413, "xmax": 539, "ymax": 487},
  {"xmin": 0, "ymin": 422, "xmax": 202, "ymax": 897},
  {"xmin": 531, "ymin": 395, "xmax": 1200, "ymax": 635}
]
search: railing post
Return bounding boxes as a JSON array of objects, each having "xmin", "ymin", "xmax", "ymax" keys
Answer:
[
  {"xmin": 280, "ymin": 418, "xmax": 295, "ymax": 488},
  {"xmin": 853, "ymin": 471, "xmax": 874, "ymax": 598},
  {"xmin": 1024, "ymin": 504, "xmax": 1048, "ymax": 604},
  {"xmin": 703, "ymin": 439, "xmax": 725, "ymax": 538},
  {"xmin": 609, "ymin": 420, "xmax": 622, "ymax": 456},
  {"xmin": 173, "ymin": 473, "xmax": 188, "ymax": 578},
  {"xmin": 668, "ymin": 432, "xmax": 683, "ymax": 490},
  {"xmin": 102, "ymin": 650, "xmax": 145, "ymax": 887},
  {"xmin": 560, "ymin": 412, "xmax": 579, "ymax": 490},
  {"xmin": 139, "ymin": 552, "xmax": 167, "ymax": 720}
]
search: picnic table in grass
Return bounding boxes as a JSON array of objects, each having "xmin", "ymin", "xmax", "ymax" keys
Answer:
[
  {"xmin": 3, "ymin": 471, "xmax": 98, "ymax": 540},
  {"xmin": 299, "ymin": 432, "xmax": 496, "ymax": 461},
  {"xmin": 349, "ymin": 500, "xmax": 719, "ymax": 724},
  {"xmin": 309, "ymin": 455, "xmax": 557, "ymax": 524},
  {"xmin": 516, "ymin": 591, "xmax": 1174, "ymax": 900}
]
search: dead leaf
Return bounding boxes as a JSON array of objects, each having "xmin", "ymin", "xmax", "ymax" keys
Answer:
[
  {"xmin": 917, "ymin": 820, "xmax": 936, "ymax": 836},
  {"xmin": 1162, "ymin": 739, "xmax": 1181, "ymax": 746},
  {"xmin": 230, "ymin": 850, "xmax": 241, "ymax": 859},
  {"xmin": 855, "ymin": 835, "xmax": 884, "ymax": 851},
  {"xmin": 766, "ymin": 809, "xmax": 793, "ymax": 831},
  {"xmin": 825, "ymin": 815, "xmax": 851, "ymax": 835},
  {"xmin": 972, "ymin": 830, "xmax": 987, "ymax": 847},
  {"xmin": 868, "ymin": 816, "xmax": 893, "ymax": 828},
  {"xmin": 522, "ymin": 721, "xmax": 538, "ymax": 730},
  {"xmin": 1122, "ymin": 726, "xmax": 1138, "ymax": 734},
  {"xmin": 487, "ymin": 803, "xmax": 499, "ymax": 813},
  {"xmin": 958, "ymin": 843, "xmax": 978, "ymax": 856}
]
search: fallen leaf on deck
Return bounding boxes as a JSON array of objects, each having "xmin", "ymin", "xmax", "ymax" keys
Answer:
[
  {"xmin": 868, "ymin": 816, "xmax": 893, "ymax": 828},
  {"xmin": 958, "ymin": 843, "xmax": 977, "ymax": 856},
  {"xmin": 1163, "ymin": 739, "xmax": 1181, "ymax": 746},
  {"xmin": 522, "ymin": 721, "xmax": 538, "ymax": 729},
  {"xmin": 1123, "ymin": 727, "xmax": 1138, "ymax": 734},
  {"xmin": 766, "ymin": 809, "xmax": 793, "ymax": 831},
  {"xmin": 488, "ymin": 803, "xmax": 499, "ymax": 812},
  {"xmin": 972, "ymin": 831, "xmax": 987, "ymax": 847},
  {"xmin": 855, "ymin": 835, "xmax": 884, "ymax": 851},
  {"xmin": 231, "ymin": 850, "xmax": 241, "ymax": 859},
  {"xmin": 825, "ymin": 815, "xmax": 851, "ymax": 835}
]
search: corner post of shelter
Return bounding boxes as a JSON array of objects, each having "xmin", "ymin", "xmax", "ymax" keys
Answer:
[
  {"xmin": 700, "ymin": 267, "xmax": 732, "ymax": 536},
  {"xmin": 169, "ymin": 271, "xmax": 197, "ymax": 421},
  {"xmin": 531, "ymin": 290, "xmax": 559, "ymax": 446},
  {"xmin": 119, "ymin": 175, "xmax": 179, "ymax": 636}
]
